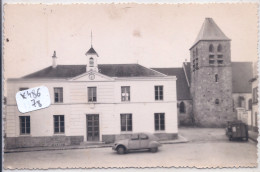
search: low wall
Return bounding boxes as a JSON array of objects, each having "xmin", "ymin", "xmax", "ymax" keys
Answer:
[{"xmin": 5, "ymin": 136, "xmax": 84, "ymax": 149}]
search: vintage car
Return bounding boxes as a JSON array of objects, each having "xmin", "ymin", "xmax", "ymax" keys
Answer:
[
  {"xmin": 225, "ymin": 120, "xmax": 248, "ymax": 141},
  {"xmin": 112, "ymin": 132, "xmax": 162, "ymax": 154}
]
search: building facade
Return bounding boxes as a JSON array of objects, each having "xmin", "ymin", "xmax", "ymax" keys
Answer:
[
  {"xmin": 249, "ymin": 62, "xmax": 258, "ymax": 131},
  {"xmin": 5, "ymin": 46, "xmax": 178, "ymax": 149}
]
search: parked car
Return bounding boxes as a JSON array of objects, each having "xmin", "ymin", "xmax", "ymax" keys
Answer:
[
  {"xmin": 112, "ymin": 132, "xmax": 162, "ymax": 154},
  {"xmin": 225, "ymin": 120, "xmax": 248, "ymax": 141}
]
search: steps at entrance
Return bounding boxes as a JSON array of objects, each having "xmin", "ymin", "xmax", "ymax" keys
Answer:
[{"xmin": 80, "ymin": 141, "xmax": 106, "ymax": 146}]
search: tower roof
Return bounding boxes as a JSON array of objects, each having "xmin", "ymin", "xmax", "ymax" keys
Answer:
[
  {"xmin": 190, "ymin": 18, "xmax": 230, "ymax": 49},
  {"xmin": 86, "ymin": 47, "xmax": 99, "ymax": 57}
]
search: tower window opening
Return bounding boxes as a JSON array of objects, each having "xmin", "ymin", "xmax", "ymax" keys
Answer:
[
  {"xmin": 209, "ymin": 44, "xmax": 214, "ymax": 53},
  {"xmin": 217, "ymin": 44, "xmax": 222, "ymax": 52},
  {"xmin": 215, "ymin": 99, "xmax": 220, "ymax": 105},
  {"xmin": 215, "ymin": 74, "xmax": 218, "ymax": 82},
  {"xmin": 209, "ymin": 55, "xmax": 214, "ymax": 59},
  {"xmin": 209, "ymin": 60, "xmax": 215, "ymax": 65},
  {"xmin": 89, "ymin": 57, "xmax": 94, "ymax": 67},
  {"xmin": 217, "ymin": 60, "xmax": 223, "ymax": 64}
]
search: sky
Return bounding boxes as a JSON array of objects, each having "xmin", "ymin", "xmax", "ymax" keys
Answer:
[{"xmin": 3, "ymin": 3, "xmax": 258, "ymax": 79}]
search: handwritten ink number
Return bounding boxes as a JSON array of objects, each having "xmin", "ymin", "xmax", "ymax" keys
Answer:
[{"xmin": 31, "ymin": 99, "xmax": 42, "ymax": 107}]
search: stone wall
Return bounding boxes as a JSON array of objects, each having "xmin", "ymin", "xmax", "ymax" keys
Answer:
[
  {"xmin": 177, "ymin": 100, "xmax": 194, "ymax": 126},
  {"xmin": 190, "ymin": 41, "xmax": 236, "ymax": 127},
  {"xmin": 5, "ymin": 136, "xmax": 84, "ymax": 149}
]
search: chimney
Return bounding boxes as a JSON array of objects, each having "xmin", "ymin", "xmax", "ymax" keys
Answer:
[
  {"xmin": 52, "ymin": 51, "xmax": 57, "ymax": 68},
  {"xmin": 184, "ymin": 58, "xmax": 187, "ymax": 65}
]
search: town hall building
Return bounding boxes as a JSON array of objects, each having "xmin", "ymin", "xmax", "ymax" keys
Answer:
[{"xmin": 5, "ymin": 44, "xmax": 178, "ymax": 148}]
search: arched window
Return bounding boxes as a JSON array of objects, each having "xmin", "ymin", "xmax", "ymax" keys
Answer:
[
  {"xmin": 217, "ymin": 44, "xmax": 222, "ymax": 52},
  {"xmin": 215, "ymin": 99, "xmax": 219, "ymax": 105},
  {"xmin": 179, "ymin": 101, "xmax": 185, "ymax": 113},
  {"xmin": 215, "ymin": 74, "xmax": 218, "ymax": 82},
  {"xmin": 248, "ymin": 99, "xmax": 252, "ymax": 110},
  {"xmin": 238, "ymin": 96, "xmax": 245, "ymax": 108},
  {"xmin": 209, "ymin": 44, "xmax": 214, "ymax": 53},
  {"xmin": 89, "ymin": 57, "xmax": 94, "ymax": 67}
]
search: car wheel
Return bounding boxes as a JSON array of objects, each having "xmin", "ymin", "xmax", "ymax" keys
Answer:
[
  {"xmin": 117, "ymin": 146, "xmax": 125, "ymax": 154},
  {"xmin": 150, "ymin": 147, "xmax": 158, "ymax": 153}
]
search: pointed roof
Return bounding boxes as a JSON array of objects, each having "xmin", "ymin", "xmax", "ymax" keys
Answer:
[
  {"xmin": 86, "ymin": 46, "xmax": 99, "ymax": 57},
  {"xmin": 190, "ymin": 18, "xmax": 230, "ymax": 49}
]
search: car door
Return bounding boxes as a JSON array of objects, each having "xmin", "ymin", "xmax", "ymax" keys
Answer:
[
  {"xmin": 140, "ymin": 133, "xmax": 150, "ymax": 149},
  {"xmin": 128, "ymin": 134, "xmax": 140, "ymax": 150}
]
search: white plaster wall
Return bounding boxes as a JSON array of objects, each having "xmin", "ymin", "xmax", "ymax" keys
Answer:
[{"xmin": 6, "ymin": 77, "xmax": 177, "ymax": 141}]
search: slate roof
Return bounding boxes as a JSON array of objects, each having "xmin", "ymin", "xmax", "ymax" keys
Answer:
[
  {"xmin": 153, "ymin": 61, "xmax": 253, "ymax": 99},
  {"xmin": 22, "ymin": 64, "xmax": 166, "ymax": 79},
  {"xmin": 183, "ymin": 62, "xmax": 191, "ymax": 85},
  {"xmin": 152, "ymin": 68, "xmax": 191, "ymax": 100},
  {"xmin": 232, "ymin": 62, "xmax": 253, "ymax": 93},
  {"xmin": 191, "ymin": 18, "xmax": 230, "ymax": 49},
  {"xmin": 86, "ymin": 47, "xmax": 99, "ymax": 57}
]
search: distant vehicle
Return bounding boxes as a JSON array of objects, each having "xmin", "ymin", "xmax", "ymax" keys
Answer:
[
  {"xmin": 225, "ymin": 120, "xmax": 248, "ymax": 141},
  {"xmin": 112, "ymin": 132, "xmax": 162, "ymax": 154}
]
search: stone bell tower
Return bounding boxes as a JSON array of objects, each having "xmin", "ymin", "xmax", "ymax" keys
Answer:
[{"xmin": 189, "ymin": 18, "xmax": 236, "ymax": 127}]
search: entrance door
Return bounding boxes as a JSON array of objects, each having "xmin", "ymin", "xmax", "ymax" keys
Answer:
[{"xmin": 86, "ymin": 114, "xmax": 99, "ymax": 141}]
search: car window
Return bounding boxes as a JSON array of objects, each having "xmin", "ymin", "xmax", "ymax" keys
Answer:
[
  {"xmin": 140, "ymin": 134, "xmax": 148, "ymax": 140},
  {"xmin": 131, "ymin": 134, "xmax": 139, "ymax": 140}
]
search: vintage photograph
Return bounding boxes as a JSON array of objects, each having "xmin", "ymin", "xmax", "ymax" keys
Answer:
[{"xmin": 3, "ymin": 3, "xmax": 258, "ymax": 169}]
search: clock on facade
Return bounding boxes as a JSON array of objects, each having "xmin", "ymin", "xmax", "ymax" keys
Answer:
[{"xmin": 89, "ymin": 73, "xmax": 95, "ymax": 80}]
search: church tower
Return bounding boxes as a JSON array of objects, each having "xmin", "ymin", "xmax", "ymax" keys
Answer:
[
  {"xmin": 189, "ymin": 18, "xmax": 236, "ymax": 127},
  {"xmin": 85, "ymin": 32, "xmax": 99, "ymax": 72}
]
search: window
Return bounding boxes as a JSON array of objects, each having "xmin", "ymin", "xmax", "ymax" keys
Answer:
[
  {"xmin": 54, "ymin": 115, "xmax": 65, "ymax": 134},
  {"xmin": 248, "ymin": 99, "xmax": 252, "ymax": 110},
  {"xmin": 19, "ymin": 87, "xmax": 29, "ymax": 91},
  {"xmin": 140, "ymin": 133, "xmax": 148, "ymax": 140},
  {"xmin": 121, "ymin": 114, "xmax": 132, "ymax": 131},
  {"xmin": 209, "ymin": 60, "xmax": 215, "ymax": 64},
  {"xmin": 215, "ymin": 74, "xmax": 218, "ymax": 82},
  {"xmin": 89, "ymin": 57, "xmax": 94, "ymax": 67},
  {"xmin": 131, "ymin": 133, "xmax": 139, "ymax": 140},
  {"xmin": 215, "ymin": 99, "xmax": 220, "ymax": 105},
  {"xmin": 217, "ymin": 55, "xmax": 223, "ymax": 58},
  {"xmin": 121, "ymin": 86, "xmax": 130, "ymax": 101},
  {"xmin": 88, "ymin": 87, "xmax": 97, "ymax": 102},
  {"xmin": 209, "ymin": 44, "xmax": 214, "ymax": 52},
  {"xmin": 253, "ymin": 87, "xmax": 258, "ymax": 103},
  {"xmin": 155, "ymin": 86, "xmax": 163, "ymax": 100},
  {"xmin": 20, "ymin": 116, "xmax": 30, "ymax": 135},
  {"xmin": 179, "ymin": 101, "xmax": 185, "ymax": 113},
  {"xmin": 217, "ymin": 60, "xmax": 223, "ymax": 64},
  {"xmin": 209, "ymin": 55, "xmax": 214, "ymax": 59},
  {"xmin": 238, "ymin": 96, "xmax": 245, "ymax": 107},
  {"xmin": 54, "ymin": 87, "xmax": 63, "ymax": 103},
  {"xmin": 195, "ymin": 58, "xmax": 199, "ymax": 70},
  {"xmin": 154, "ymin": 113, "xmax": 165, "ymax": 131},
  {"xmin": 217, "ymin": 44, "xmax": 222, "ymax": 52}
]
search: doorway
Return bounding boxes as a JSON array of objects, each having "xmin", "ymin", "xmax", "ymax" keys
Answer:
[{"xmin": 86, "ymin": 114, "xmax": 99, "ymax": 141}]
